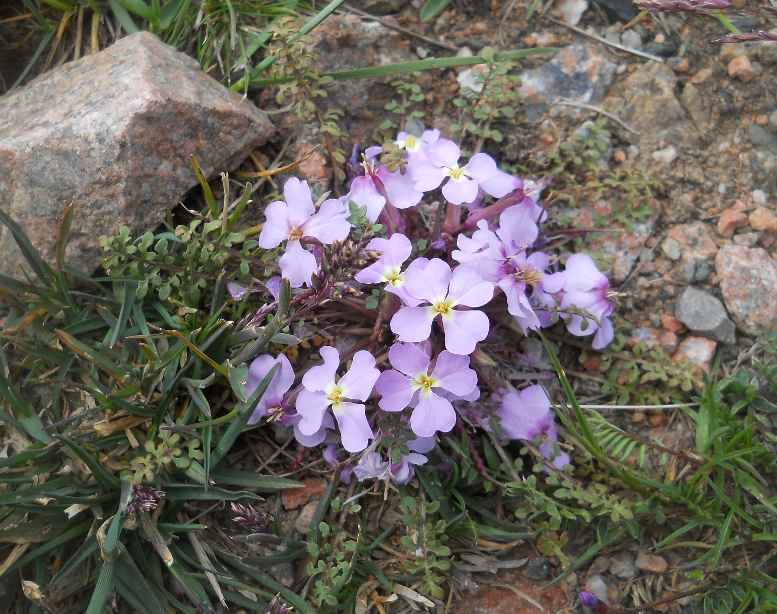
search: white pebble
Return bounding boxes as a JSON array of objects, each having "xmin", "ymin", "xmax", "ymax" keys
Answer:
[
  {"xmin": 718, "ymin": 183, "xmax": 727, "ymax": 194},
  {"xmin": 651, "ymin": 145, "xmax": 677, "ymax": 164},
  {"xmin": 416, "ymin": 46, "xmax": 428, "ymax": 59},
  {"xmin": 753, "ymin": 189, "xmax": 767, "ymax": 204}
]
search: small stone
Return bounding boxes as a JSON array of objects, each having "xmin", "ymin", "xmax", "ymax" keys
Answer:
[
  {"xmin": 540, "ymin": 134, "xmax": 556, "ymax": 145},
  {"xmin": 661, "ymin": 313, "xmax": 687, "ymax": 333},
  {"xmin": 621, "ymin": 29, "xmax": 643, "ymax": 49},
  {"xmin": 757, "ymin": 114, "xmax": 770, "ymax": 127},
  {"xmin": 627, "ymin": 325, "xmax": 661, "ymax": 349},
  {"xmin": 523, "ymin": 35, "xmax": 537, "ymax": 48},
  {"xmin": 753, "ymin": 189, "xmax": 768, "ymax": 205},
  {"xmin": 758, "ymin": 34, "xmax": 777, "ymax": 65},
  {"xmin": 673, "ymin": 336, "xmax": 717, "ymax": 372},
  {"xmin": 281, "ymin": 477, "xmax": 327, "ymax": 510},
  {"xmin": 632, "ymin": 411, "xmax": 647, "ymax": 423},
  {"xmin": 636, "ymin": 552, "xmax": 669, "ymax": 573},
  {"xmin": 717, "ymin": 208, "xmax": 749, "ymax": 238},
  {"xmin": 748, "ymin": 123, "xmax": 777, "ymax": 156},
  {"xmin": 667, "ymin": 56, "xmax": 689, "ymax": 72},
  {"xmin": 654, "ymin": 33, "xmax": 666, "ymax": 43},
  {"xmin": 720, "ymin": 42, "xmax": 756, "ymax": 62},
  {"xmin": 268, "ymin": 562, "xmax": 296, "ymax": 587},
  {"xmin": 733, "ymin": 232, "xmax": 760, "ymax": 247},
  {"xmin": 652, "ymin": 145, "xmax": 677, "ymax": 164},
  {"xmin": 535, "ymin": 32, "xmax": 559, "ymax": 47},
  {"xmin": 660, "ymin": 332, "xmax": 679, "ymax": 352},
  {"xmin": 770, "ymin": 109, "xmax": 777, "ymax": 130},
  {"xmin": 690, "ymin": 68, "xmax": 713, "ymax": 83},
  {"xmin": 716, "ymin": 245, "xmax": 777, "ymax": 334},
  {"xmin": 589, "ymin": 556, "xmax": 611, "ymax": 575},
  {"xmin": 675, "ymin": 286, "xmax": 737, "ymax": 345},
  {"xmin": 750, "ymin": 206, "xmax": 777, "ymax": 231},
  {"xmin": 650, "ymin": 413, "xmax": 668, "ymax": 427},
  {"xmin": 523, "ymin": 556, "xmax": 550, "ymax": 581},
  {"xmin": 728, "ymin": 55, "xmax": 756, "ymax": 82},
  {"xmin": 554, "ymin": 0, "xmax": 589, "ymax": 25},
  {"xmin": 586, "ymin": 574, "xmax": 621, "ymax": 606},
  {"xmin": 295, "ymin": 501, "xmax": 319, "ymax": 534},
  {"xmin": 718, "ymin": 183, "xmax": 728, "ymax": 194},
  {"xmin": 610, "ymin": 552, "xmax": 637, "ymax": 579},
  {"xmin": 661, "ymin": 237, "xmax": 683, "ymax": 260},
  {"xmin": 613, "ymin": 150, "xmax": 626, "ymax": 162}
]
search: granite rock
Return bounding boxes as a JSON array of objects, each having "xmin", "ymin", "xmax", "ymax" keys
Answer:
[
  {"xmin": 715, "ymin": 245, "xmax": 777, "ymax": 335},
  {"xmin": 675, "ymin": 286, "xmax": 736, "ymax": 345},
  {"xmin": 673, "ymin": 336, "xmax": 717, "ymax": 372},
  {"xmin": 518, "ymin": 42, "xmax": 617, "ymax": 121},
  {"xmin": 0, "ymin": 32, "xmax": 273, "ymax": 280}
]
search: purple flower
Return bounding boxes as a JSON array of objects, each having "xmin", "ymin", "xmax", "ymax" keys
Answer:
[
  {"xmin": 353, "ymin": 450, "xmax": 428, "ymax": 484},
  {"xmin": 296, "ymin": 346, "xmax": 380, "ymax": 453},
  {"xmin": 497, "ymin": 386, "xmax": 569, "ymax": 469},
  {"xmin": 376, "ymin": 343, "xmax": 477, "ymax": 437},
  {"xmin": 390, "ymin": 259, "xmax": 493, "ymax": 355},
  {"xmin": 355, "ymin": 234, "xmax": 426, "ymax": 306},
  {"xmin": 341, "ymin": 175, "xmax": 386, "ymax": 223},
  {"xmin": 246, "ymin": 353, "xmax": 295, "ymax": 424},
  {"xmin": 396, "ymin": 129, "xmax": 444, "ymax": 166},
  {"xmin": 560, "ymin": 254, "xmax": 615, "ymax": 349},
  {"xmin": 124, "ymin": 484, "xmax": 165, "ymax": 515},
  {"xmin": 579, "ymin": 591, "xmax": 608, "ymax": 613},
  {"xmin": 412, "ymin": 142, "xmax": 518, "ymax": 205},
  {"xmin": 258, "ymin": 178, "xmax": 351, "ymax": 287}
]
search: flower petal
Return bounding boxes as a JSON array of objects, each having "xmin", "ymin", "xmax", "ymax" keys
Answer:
[
  {"xmin": 338, "ymin": 350, "xmax": 380, "ymax": 401},
  {"xmin": 431, "ymin": 351, "xmax": 477, "ymax": 396},
  {"xmin": 442, "ymin": 176, "xmax": 480, "ymax": 205},
  {"xmin": 257, "ymin": 200, "xmax": 291, "ymax": 249},
  {"xmin": 376, "ymin": 369, "xmax": 416, "ymax": 412},
  {"xmin": 301, "ymin": 199, "xmax": 351, "ymax": 244},
  {"xmin": 333, "ymin": 402, "xmax": 373, "ymax": 453},
  {"xmin": 410, "ymin": 391, "xmax": 456, "ymax": 437},
  {"xmin": 447, "ymin": 265, "xmax": 494, "ymax": 307},
  {"xmin": 282, "ymin": 177, "xmax": 315, "ymax": 227},
  {"xmin": 295, "ymin": 389, "xmax": 331, "ymax": 435},
  {"xmin": 278, "ymin": 240, "xmax": 318, "ymax": 288},
  {"xmin": 391, "ymin": 306, "xmax": 436, "ymax": 343},
  {"xmin": 302, "ymin": 345, "xmax": 340, "ymax": 392},
  {"xmin": 388, "ymin": 342, "xmax": 431, "ymax": 377},
  {"xmin": 440, "ymin": 309, "xmax": 490, "ymax": 355},
  {"xmin": 403, "ymin": 258, "xmax": 450, "ymax": 303},
  {"xmin": 378, "ymin": 167, "xmax": 425, "ymax": 210},
  {"xmin": 342, "ymin": 176, "xmax": 386, "ymax": 223}
]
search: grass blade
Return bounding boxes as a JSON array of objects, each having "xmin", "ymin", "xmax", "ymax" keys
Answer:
[{"xmin": 0, "ymin": 207, "xmax": 55, "ymax": 286}]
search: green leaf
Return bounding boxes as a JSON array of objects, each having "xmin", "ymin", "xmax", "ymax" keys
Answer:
[
  {"xmin": 106, "ymin": 0, "xmax": 140, "ymax": 33},
  {"xmin": 210, "ymin": 363, "xmax": 279, "ymax": 467},
  {"xmin": 421, "ymin": 0, "xmax": 453, "ymax": 21},
  {"xmin": 57, "ymin": 435, "xmax": 120, "ymax": 492},
  {"xmin": 208, "ymin": 467, "xmax": 302, "ymax": 491},
  {"xmin": 0, "ymin": 207, "xmax": 55, "ymax": 287},
  {"xmin": 160, "ymin": 484, "xmax": 264, "ymax": 501}
]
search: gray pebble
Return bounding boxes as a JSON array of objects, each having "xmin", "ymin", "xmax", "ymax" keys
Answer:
[
  {"xmin": 770, "ymin": 109, "xmax": 777, "ymax": 130},
  {"xmin": 748, "ymin": 124, "xmax": 777, "ymax": 157},
  {"xmin": 661, "ymin": 237, "xmax": 683, "ymax": 260},
  {"xmin": 523, "ymin": 556, "xmax": 550, "ymax": 581},
  {"xmin": 675, "ymin": 286, "xmax": 737, "ymax": 345},
  {"xmin": 621, "ymin": 30, "xmax": 643, "ymax": 50},
  {"xmin": 610, "ymin": 552, "xmax": 637, "ymax": 579}
]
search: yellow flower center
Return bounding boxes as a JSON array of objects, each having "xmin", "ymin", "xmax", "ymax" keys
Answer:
[
  {"xmin": 385, "ymin": 267, "xmax": 404, "ymax": 286},
  {"xmin": 413, "ymin": 373, "xmax": 438, "ymax": 393},
  {"xmin": 515, "ymin": 267, "xmax": 544, "ymax": 287},
  {"xmin": 446, "ymin": 165, "xmax": 467, "ymax": 180},
  {"xmin": 327, "ymin": 385, "xmax": 344, "ymax": 405},
  {"xmin": 432, "ymin": 299, "xmax": 454, "ymax": 317},
  {"xmin": 288, "ymin": 226, "xmax": 304, "ymax": 241},
  {"xmin": 405, "ymin": 135, "xmax": 418, "ymax": 149}
]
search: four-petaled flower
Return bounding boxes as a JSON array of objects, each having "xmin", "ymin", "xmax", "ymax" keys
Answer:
[
  {"xmin": 412, "ymin": 141, "xmax": 518, "ymax": 205},
  {"xmin": 258, "ymin": 177, "xmax": 351, "ymax": 287},
  {"xmin": 390, "ymin": 259, "xmax": 494, "ymax": 355},
  {"xmin": 296, "ymin": 346, "xmax": 380, "ymax": 453},
  {"xmin": 376, "ymin": 343, "xmax": 477, "ymax": 437},
  {"xmin": 246, "ymin": 353, "xmax": 294, "ymax": 424}
]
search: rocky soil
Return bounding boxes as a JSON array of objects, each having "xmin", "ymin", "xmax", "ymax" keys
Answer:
[{"xmin": 2, "ymin": 0, "xmax": 777, "ymax": 611}]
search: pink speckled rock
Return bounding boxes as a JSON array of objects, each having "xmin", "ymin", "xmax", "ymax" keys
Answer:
[
  {"xmin": 715, "ymin": 245, "xmax": 777, "ymax": 334},
  {"xmin": 0, "ymin": 31, "xmax": 274, "ymax": 279}
]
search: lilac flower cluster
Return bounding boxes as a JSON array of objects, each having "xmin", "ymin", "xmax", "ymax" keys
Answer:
[{"xmin": 243, "ymin": 128, "xmax": 617, "ymax": 481}]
